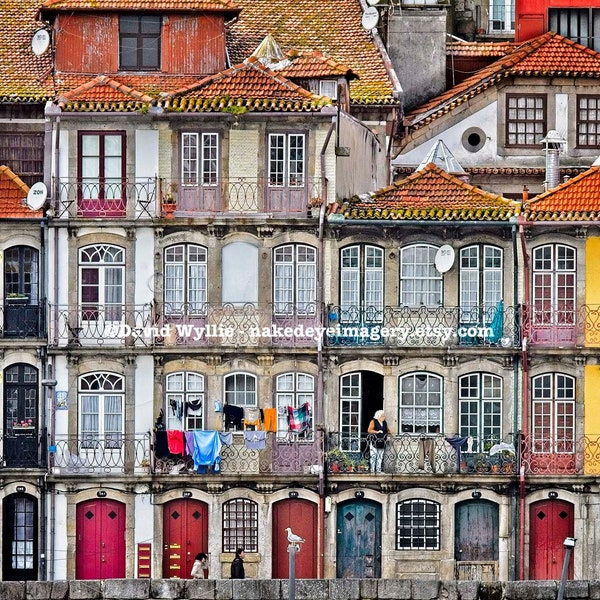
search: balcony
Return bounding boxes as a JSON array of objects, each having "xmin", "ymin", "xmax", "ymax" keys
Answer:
[
  {"xmin": 1, "ymin": 301, "xmax": 44, "ymax": 338},
  {"xmin": 0, "ymin": 430, "xmax": 47, "ymax": 469},
  {"xmin": 50, "ymin": 434, "xmax": 150, "ymax": 475},
  {"xmin": 325, "ymin": 433, "xmax": 517, "ymax": 476},
  {"xmin": 151, "ymin": 430, "xmax": 323, "ymax": 476}
]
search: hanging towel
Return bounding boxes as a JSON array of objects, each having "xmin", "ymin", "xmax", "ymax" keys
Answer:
[
  {"xmin": 223, "ymin": 404, "xmax": 244, "ymax": 430},
  {"xmin": 263, "ymin": 407, "xmax": 277, "ymax": 432},
  {"xmin": 244, "ymin": 430, "xmax": 266, "ymax": 450},
  {"xmin": 167, "ymin": 430, "xmax": 185, "ymax": 455},
  {"xmin": 445, "ymin": 435, "xmax": 469, "ymax": 472},
  {"xmin": 192, "ymin": 430, "xmax": 222, "ymax": 469},
  {"xmin": 488, "ymin": 300, "xmax": 504, "ymax": 344},
  {"xmin": 288, "ymin": 402, "xmax": 310, "ymax": 433},
  {"xmin": 155, "ymin": 430, "xmax": 169, "ymax": 458},
  {"xmin": 184, "ymin": 431, "xmax": 195, "ymax": 456},
  {"xmin": 219, "ymin": 432, "xmax": 233, "ymax": 446}
]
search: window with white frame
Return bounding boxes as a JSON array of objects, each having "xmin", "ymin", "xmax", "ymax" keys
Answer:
[
  {"xmin": 339, "ymin": 372, "xmax": 361, "ymax": 451},
  {"xmin": 79, "ymin": 244, "xmax": 124, "ymax": 322},
  {"xmin": 459, "ymin": 245, "xmax": 503, "ymax": 324},
  {"xmin": 399, "ymin": 372, "xmax": 442, "ymax": 434},
  {"xmin": 319, "ymin": 80, "xmax": 338, "ymax": 100},
  {"xmin": 459, "ymin": 373, "xmax": 502, "ymax": 452},
  {"xmin": 222, "ymin": 498, "xmax": 258, "ymax": 553},
  {"xmin": 79, "ymin": 372, "xmax": 124, "ymax": 449},
  {"xmin": 577, "ymin": 95, "xmax": 600, "ymax": 147},
  {"xmin": 273, "ymin": 244, "xmax": 316, "ymax": 315},
  {"xmin": 506, "ymin": 95, "xmax": 546, "ymax": 147},
  {"xmin": 489, "ymin": 0, "xmax": 514, "ymax": 32},
  {"xmin": 181, "ymin": 132, "xmax": 218, "ymax": 185},
  {"xmin": 340, "ymin": 245, "xmax": 383, "ymax": 321},
  {"xmin": 224, "ymin": 373, "xmax": 257, "ymax": 407},
  {"xmin": 275, "ymin": 372, "xmax": 314, "ymax": 440},
  {"xmin": 532, "ymin": 373, "xmax": 575, "ymax": 454},
  {"xmin": 396, "ymin": 499, "xmax": 441, "ymax": 550},
  {"xmin": 400, "ymin": 244, "xmax": 441, "ymax": 307},
  {"xmin": 532, "ymin": 244, "xmax": 576, "ymax": 326},
  {"xmin": 165, "ymin": 372, "xmax": 205, "ymax": 430},
  {"xmin": 268, "ymin": 133, "xmax": 305, "ymax": 187},
  {"xmin": 164, "ymin": 244, "xmax": 207, "ymax": 315}
]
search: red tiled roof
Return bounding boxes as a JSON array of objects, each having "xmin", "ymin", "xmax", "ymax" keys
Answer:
[
  {"xmin": 227, "ymin": 0, "xmax": 400, "ymax": 105},
  {"xmin": 278, "ymin": 50, "xmax": 357, "ymax": 80},
  {"xmin": 447, "ymin": 40, "xmax": 516, "ymax": 58},
  {"xmin": 336, "ymin": 163, "xmax": 520, "ymax": 221},
  {"xmin": 165, "ymin": 56, "xmax": 332, "ymax": 112},
  {"xmin": 524, "ymin": 166, "xmax": 600, "ymax": 221},
  {"xmin": 0, "ymin": 166, "xmax": 43, "ymax": 219},
  {"xmin": 0, "ymin": 0, "xmax": 54, "ymax": 102},
  {"xmin": 406, "ymin": 32, "xmax": 600, "ymax": 129},
  {"xmin": 41, "ymin": 0, "xmax": 239, "ymax": 12}
]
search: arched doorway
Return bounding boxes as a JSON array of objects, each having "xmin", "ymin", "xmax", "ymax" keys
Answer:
[
  {"xmin": 529, "ymin": 499, "xmax": 574, "ymax": 579},
  {"xmin": 76, "ymin": 498, "xmax": 126, "ymax": 579},
  {"xmin": 272, "ymin": 498, "xmax": 317, "ymax": 578},
  {"xmin": 2, "ymin": 493, "xmax": 38, "ymax": 581},
  {"xmin": 455, "ymin": 499, "xmax": 499, "ymax": 580},
  {"xmin": 162, "ymin": 498, "xmax": 208, "ymax": 578},
  {"xmin": 336, "ymin": 498, "xmax": 382, "ymax": 578}
]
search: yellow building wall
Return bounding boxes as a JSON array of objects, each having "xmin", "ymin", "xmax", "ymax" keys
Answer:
[
  {"xmin": 585, "ymin": 237, "xmax": 600, "ymax": 346},
  {"xmin": 584, "ymin": 364, "xmax": 600, "ymax": 474}
]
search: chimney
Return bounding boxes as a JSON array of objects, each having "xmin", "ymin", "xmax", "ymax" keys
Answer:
[{"xmin": 541, "ymin": 130, "xmax": 566, "ymax": 191}]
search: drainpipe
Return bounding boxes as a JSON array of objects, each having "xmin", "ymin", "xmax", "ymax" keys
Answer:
[
  {"xmin": 317, "ymin": 119, "xmax": 335, "ymax": 579},
  {"xmin": 511, "ymin": 221, "xmax": 519, "ymax": 581},
  {"xmin": 518, "ymin": 186, "xmax": 531, "ymax": 580}
]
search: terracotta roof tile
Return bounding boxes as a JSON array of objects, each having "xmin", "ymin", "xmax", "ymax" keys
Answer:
[
  {"xmin": 406, "ymin": 32, "xmax": 600, "ymax": 129},
  {"xmin": 336, "ymin": 163, "xmax": 520, "ymax": 221},
  {"xmin": 41, "ymin": 0, "xmax": 239, "ymax": 12},
  {"xmin": 0, "ymin": 166, "xmax": 43, "ymax": 219},
  {"xmin": 165, "ymin": 56, "xmax": 332, "ymax": 112},
  {"xmin": 447, "ymin": 40, "xmax": 516, "ymax": 58},
  {"xmin": 524, "ymin": 166, "xmax": 600, "ymax": 221},
  {"xmin": 278, "ymin": 50, "xmax": 357, "ymax": 80},
  {"xmin": 227, "ymin": 0, "xmax": 400, "ymax": 105},
  {"xmin": 0, "ymin": 0, "xmax": 54, "ymax": 102}
]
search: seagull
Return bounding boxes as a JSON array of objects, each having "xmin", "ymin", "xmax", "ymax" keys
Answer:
[{"xmin": 285, "ymin": 527, "xmax": 305, "ymax": 543}]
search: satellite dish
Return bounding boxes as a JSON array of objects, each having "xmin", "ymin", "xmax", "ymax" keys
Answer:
[
  {"xmin": 31, "ymin": 29, "xmax": 50, "ymax": 56},
  {"xmin": 435, "ymin": 245, "xmax": 455, "ymax": 273},
  {"xmin": 366, "ymin": 0, "xmax": 380, "ymax": 4},
  {"xmin": 26, "ymin": 182, "xmax": 48, "ymax": 211},
  {"xmin": 361, "ymin": 6, "xmax": 379, "ymax": 30}
]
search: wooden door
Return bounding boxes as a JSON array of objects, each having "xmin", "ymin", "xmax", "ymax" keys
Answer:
[
  {"xmin": 2, "ymin": 494, "xmax": 38, "ymax": 581},
  {"xmin": 529, "ymin": 499, "xmax": 574, "ymax": 580},
  {"xmin": 336, "ymin": 499, "xmax": 381, "ymax": 578},
  {"xmin": 272, "ymin": 499, "xmax": 317, "ymax": 578},
  {"xmin": 162, "ymin": 499, "xmax": 208, "ymax": 578},
  {"xmin": 76, "ymin": 499, "xmax": 125, "ymax": 579},
  {"xmin": 455, "ymin": 500, "xmax": 498, "ymax": 581}
]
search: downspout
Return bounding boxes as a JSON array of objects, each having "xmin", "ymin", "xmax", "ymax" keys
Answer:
[
  {"xmin": 39, "ymin": 217, "xmax": 48, "ymax": 581},
  {"xmin": 518, "ymin": 186, "xmax": 531, "ymax": 581},
  {"xmin": 511, "ymin": 220, "xmax": 519, "ymax": 581},
  {"xmin": 317, "ymin": 119, "xmax": 335, "ymax": 579}
]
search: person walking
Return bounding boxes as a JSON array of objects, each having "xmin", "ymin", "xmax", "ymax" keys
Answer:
[
  {"xmin": 230, "ymin": 548, "xmax": 245, "ymax": 579},
  {"xmin": 190, "ymin": 552, "xmax": 208, "ymax": 579},
  {"xmin": 367, "ymin": 410, "xmax": 389, "ymax": 473}
]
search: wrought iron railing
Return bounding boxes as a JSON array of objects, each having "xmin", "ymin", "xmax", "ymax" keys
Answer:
[
  {"xmin": 151, "ymin": 430, "xmax": 323, "ymax": 476},
  {"xmin": 325, "ymin": 433, "xmax": 518, "ymax": 475},
  {"xmin": 0, "ymin": 302, "xmax": 44, "ymax": 338},
  {"xmin": 0, "ymin": 430, "xmax": 47, "ymax": 469},
  {"xmin": 50, "ymin": 434, "xmax": 151, "ymax": 474}
]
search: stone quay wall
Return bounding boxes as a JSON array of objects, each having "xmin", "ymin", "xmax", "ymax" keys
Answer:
[{"xmin": 1, "ymin": 578, "xmax": 598, "ymax": 600}]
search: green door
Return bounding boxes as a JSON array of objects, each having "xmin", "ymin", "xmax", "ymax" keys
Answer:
[{"xmin": 336, "ymin": 498, "xmax": 381, "ymax": 578}]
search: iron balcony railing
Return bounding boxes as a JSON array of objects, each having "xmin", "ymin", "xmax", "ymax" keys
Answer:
[
  {"xmin": 0, "ymin": 430, "xmax": 47, "ymax": 469},
  {"xmin": 151, "ymin": 430, "xmax": 323, "ymax": 476},
  {"xmin": 0, "ymin": 302, "xmax": 45, "ymax": 338},
  {"xmin": 50, "ymin": 434, "xmax": 151, "ymax": 475},
  {"xmin": 325, "ymin": 433, "xmax": 518, "ymax": 476}
]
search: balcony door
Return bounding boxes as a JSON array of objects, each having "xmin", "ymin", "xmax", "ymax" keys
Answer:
[
  {"xmin": 4, "ymin": 246, "xmax": 39, "ymax": 337},
  {"xmin": 3, "ymin": 364, "xmax": 38, "ymax": 468},
  {"xmin": 2, "ymin": 493, "xmax": 38, "ymax": 581}
]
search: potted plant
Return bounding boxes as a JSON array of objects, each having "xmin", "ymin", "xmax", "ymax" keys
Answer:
[
  {"xmin": 162, "ymin": 184, "xmax": 177, "ymax": 218},
  {"xmin": 306, "ymin": 196, "xmax": 323, "ymax": 217},
  {"xmin": 326, "ymin": 447, "xmax": 352, "ymax": 473}
]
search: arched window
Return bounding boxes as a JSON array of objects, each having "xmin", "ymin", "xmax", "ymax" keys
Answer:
[
  {"xmin": 399, "ymin": 372, "xmax": 442, "ymax": 434},
  {"xmin": 165, "ymin": 372, "xmax": 205, "ymax": 430},
  {"xmin": 224, "ymin": 373, "xmax": 257, "ymax": 407},
  {"xmin": 400, "ymin": 244, "xmax": 441, "ymax": 307},
  {"xmin": 222, "ymin": 498, "xmax": 258, "ymax": 552},
  {"xmin": 2, "ymin": 493, "xmax": 37, "ymax": 580},
  {"xmin": 275, "ymin": 372, "xmax": 314, "ymax": 439},
  {"xmin": 396, "ymin": 499, "xmax": 440, "ymax": 550},
  {"xmin": 164, "ymin": 244, "xmax": 207, "ymax": 315}
]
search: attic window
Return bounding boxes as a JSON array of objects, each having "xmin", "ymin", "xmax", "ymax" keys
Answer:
[
  {"xmin": 319, "ymin": 80, "xmax": 338, "ymax": 100},
  {"xmin": 119, "ymin": 15, "xmax": 161, "ymax": 71}
]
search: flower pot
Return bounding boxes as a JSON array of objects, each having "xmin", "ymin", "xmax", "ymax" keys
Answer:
[{"xmin": 163, "ymin": 203, "xmax": 176, "ymax": 219}]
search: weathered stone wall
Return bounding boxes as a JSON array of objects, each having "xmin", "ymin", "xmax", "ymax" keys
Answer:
[{"xmin": 2, "ymin": 579, "xmax": 597, "ymax": 600}]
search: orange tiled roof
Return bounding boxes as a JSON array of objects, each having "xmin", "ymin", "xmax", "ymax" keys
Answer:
[
  {"xmin": 447, "ymin": 40, "xmax": 516, "ymax": 57},
  {"xmin": 0, "ymin": 166, "xmax": 43, "ymax": 219},
  {"xmin": 278, "ymin": 50, "xmax": 357, "ymax": 80},
  {"xmin": 227, "ymin": 0, "xmax": 400, "ymax": 106},
  {"xmin": 0, "ymin": 0, "xmax": 54, "ymax": 102},
  {"xmin": 406, "ymin": 32, "xmax": 600, "ymax": 129},
  {"xmin": 41, "ymin": 0, "xmax": 239, "ymax": 12},
  {"xmin": 335, "ymin": 163, "xmax": 520, "ymax": 221},
  {"xmin": 524, "ymin": 166, "xmax": 600, "ymax": 221},
  {"xmin": 164, "ymin": 56, "xmax": 332, "ymax": 112}
]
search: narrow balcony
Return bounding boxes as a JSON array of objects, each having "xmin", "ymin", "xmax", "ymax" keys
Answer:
[
  {"xmin": 151, "ymin": 430, "xmax": 323, "ymax": 476},
  {"xmin": 0, "ymin": 430, "xmax": 47, "ymax": 469},
  {"xmin": 325, "ymin": 433, "xmax": 517, "ymax": 476},
  {"xmin": 50, "ymin": 434, "xmax": 151, "ymax": 475},
  {"xmin": 1, "ymin": 300, "xmax": 44, "ymax": 338}
]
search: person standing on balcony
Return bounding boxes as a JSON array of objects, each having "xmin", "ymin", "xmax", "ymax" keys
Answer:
[
  {"xmin": 368, "ymin": 410, "xmax": 389, "ymax": 473},
  {"xmin": 230, "ymin": 548, "xmax": 245, "ymax": 579}
]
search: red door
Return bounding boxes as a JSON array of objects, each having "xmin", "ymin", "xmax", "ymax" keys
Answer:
[
  {"xmin": 272, "ymin": 499, "xmax": 317, "ymax": 578},
  {"xmin": 529, "ymin": 499, "xmax": 574, "ymax": 580},
  {"xmin": 163, "ymin": 499, "xmax": 208, "ymax": 578},
  {"xmin": 76, "ymin": 499, "xmax": 126, "ymax": 579}
]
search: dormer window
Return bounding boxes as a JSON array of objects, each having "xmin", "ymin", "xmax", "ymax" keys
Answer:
[
  {"xmin": 119, "ymin": 15, "xmax": 161, "ymax": 70},
  {"xmin": 319, "ymin": 79, "xmax": 338, "ymax": 100}
]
